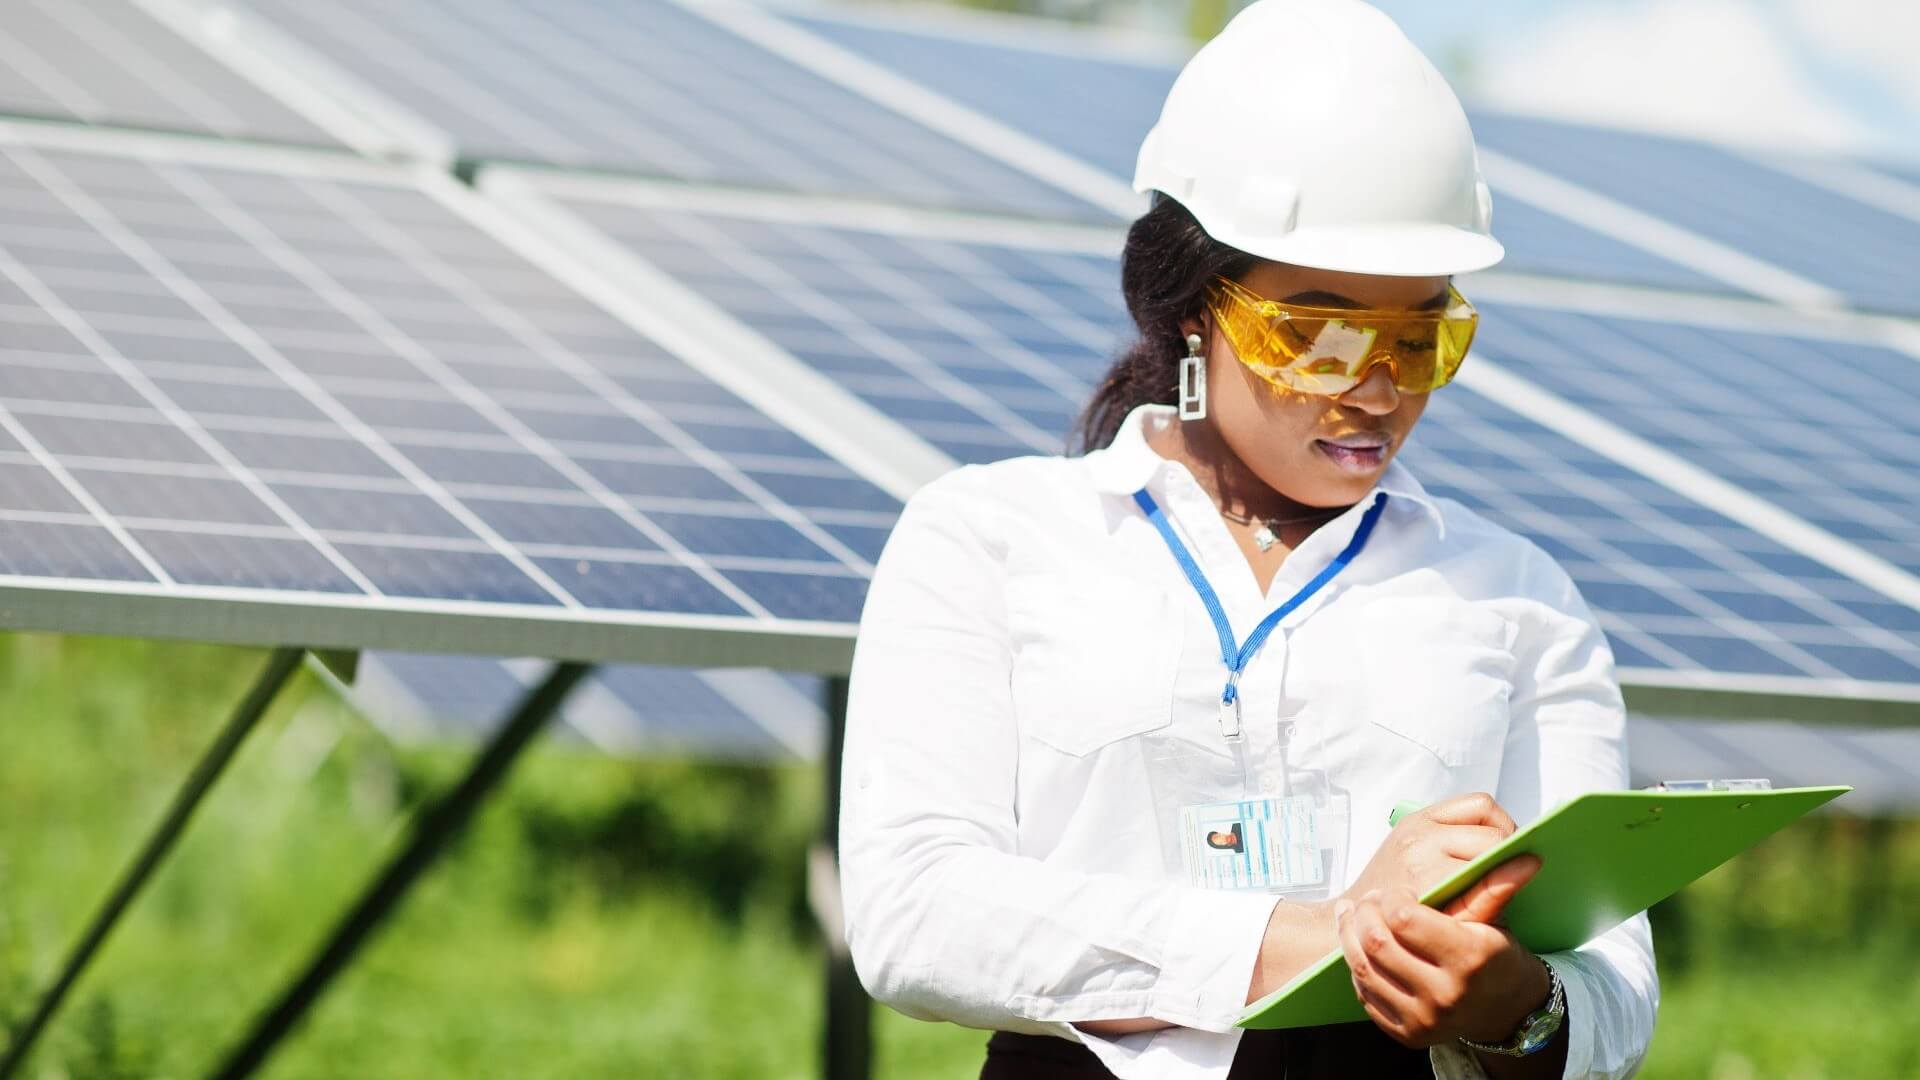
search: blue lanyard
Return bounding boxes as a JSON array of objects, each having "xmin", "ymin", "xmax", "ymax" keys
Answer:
[{"xmin": 1132, "ymin": 487, "xmax": 1388, "ymax": 738}]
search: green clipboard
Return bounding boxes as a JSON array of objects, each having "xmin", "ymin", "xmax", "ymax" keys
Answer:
[{"xmin": 1238, "ymin": 784, "xmax": 1851, "ymax": 1029}]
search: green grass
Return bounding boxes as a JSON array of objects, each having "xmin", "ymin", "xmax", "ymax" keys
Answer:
[{"xmin": 1, "ymin": 634, "xmax": 1916, "ymax": 1079}]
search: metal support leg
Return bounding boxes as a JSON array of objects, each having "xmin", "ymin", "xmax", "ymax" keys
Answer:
[
  {"xmin": 819, "ymin": 675, "xmax": 871, "ymax": 1080},
  {"xmin": 0, "ymin": 646, "xmax": 305, "ymax": 1080},
  {"xmin": 208, "ymin": 661, "xmax": 591, "ymax": 1080}
]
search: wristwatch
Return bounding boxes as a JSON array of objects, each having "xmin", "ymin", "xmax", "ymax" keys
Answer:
[{"xmin": 1456, "ymin": 956, "xmax": 1564, "ymax": 1057}]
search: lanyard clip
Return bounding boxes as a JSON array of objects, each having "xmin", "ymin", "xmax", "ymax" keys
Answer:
[{"xmin": 1219, "ymin": 673, "xmax": 1243, "ymax": 739}]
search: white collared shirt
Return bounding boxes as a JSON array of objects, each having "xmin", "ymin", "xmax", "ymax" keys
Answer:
[{"xmin": 839, "ymin": 403, "xmax": 1658, "ymax": 1080}]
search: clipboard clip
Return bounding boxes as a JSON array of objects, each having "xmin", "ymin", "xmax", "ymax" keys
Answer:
[{"xmin": 1641, "ymin": 778, "xmax": 1773, "ymax": 792}]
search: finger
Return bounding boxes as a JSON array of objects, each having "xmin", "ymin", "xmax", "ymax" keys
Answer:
[
  {"xmin": 1421, "ymin": 792, "xmax": 1517, "ymax": 835},
  {"xmin": 1435, "ymin": 824, "xmax": 1513, "ymax": 863},
  {"xmin": 1337, "ymin": 898, "xmax": 1404, "ymax": 1029},
  {"xmin": 1378, "ymin": 899, "xmax": 1513, "ymax": 974},
  {"xmin": 1347, "ymin": 894, "xmax": 1430, "ymax": 1005},
  {"xmin": 1354, "ymin": 978, "xmax": 1414, "ymax": 1043},
  {"xmin": 1442, "ymin": 854, "xmax": 1543, "ymax": 923}
]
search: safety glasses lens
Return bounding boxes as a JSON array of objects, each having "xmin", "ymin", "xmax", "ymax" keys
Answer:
[{"xmin": 1209, "ymin": 278, "xmax": 1477, "ymax": 396}]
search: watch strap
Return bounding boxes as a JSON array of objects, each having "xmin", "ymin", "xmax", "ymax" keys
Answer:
[{"xmin": 1456, "ymin": 955, "xmax": 1564, "ymax": 1057}]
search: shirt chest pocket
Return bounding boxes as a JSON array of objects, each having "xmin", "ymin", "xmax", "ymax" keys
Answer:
[
  {"xmin": 1006, "ymin": 576, "xmax": 1182, "ymax": 757},
  {"xmin": 1359, "ymin": 596, "xmax": 1517, "ymax": 768}
]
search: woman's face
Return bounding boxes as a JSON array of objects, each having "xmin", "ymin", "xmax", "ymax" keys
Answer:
[{"xmin": 1181, "ymin": 260, "xmax": 1451, "ymax": 508}]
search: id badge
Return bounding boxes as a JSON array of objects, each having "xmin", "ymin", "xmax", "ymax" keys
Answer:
[{"xmin": 1178, "ymin": 794, "xmax": 1324, "ymax": 891}]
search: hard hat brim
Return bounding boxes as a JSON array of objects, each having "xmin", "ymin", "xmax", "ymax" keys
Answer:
[{"xmin": 1209, "ymin": 221, "xmax": 1507, "ymax": 278}]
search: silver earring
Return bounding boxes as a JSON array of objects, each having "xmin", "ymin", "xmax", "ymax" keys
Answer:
[{"xmin": 1178, "ymin": 332, "xmax": 1207, "ymax": 420}]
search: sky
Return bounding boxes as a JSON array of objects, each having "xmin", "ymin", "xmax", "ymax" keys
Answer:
[{"xmin": 1365, "ymin": 0, "xmax": 1920, "ymax": 164}]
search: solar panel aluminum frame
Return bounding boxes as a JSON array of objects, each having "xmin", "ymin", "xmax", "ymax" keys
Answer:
[
  {"xmin": 134, "ymin": 0, "xmax": 459, "ymax": 164},
  {"xmin": 677, "ymin": 0, "xmax": 1144, "ymax": 219},
  {"xmin": 330, "ymin": 651, "xmax": 825, "ymax": 761},
  {"xmin": 0, "ymin": 0, "xmax": 349, "ymax": 152},
  {"xmin": 0, "ymin": 120, "xmax": 871, "ymax": 675},
  {"xmin": 481, "ymin": 168, "xmax": 1920, "ymax": 726}
]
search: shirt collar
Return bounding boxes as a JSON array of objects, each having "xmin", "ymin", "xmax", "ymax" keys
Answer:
[{"xmin": 1083, "ymin": 401, "xmax": 1446, "ymax": 537}]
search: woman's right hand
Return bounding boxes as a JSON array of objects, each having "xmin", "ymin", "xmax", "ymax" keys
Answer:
[
  {"xmin": 1342, "ymin": 792, "xmax": 1519, "ymax": 907},
  {"xmin": 1245, "ymin": 791, "xmax": 1531, "ymax": 1005}
]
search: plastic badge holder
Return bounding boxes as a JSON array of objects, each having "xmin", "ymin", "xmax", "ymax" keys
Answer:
[{"xmin": 1144, "ymin": 719, "xmax": 1348, "ymax": 900}]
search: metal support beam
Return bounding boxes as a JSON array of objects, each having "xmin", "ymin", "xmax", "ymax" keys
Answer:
[
  {"xmin": 819, "ymin": 675, "xmax": 872, "ymax": 1080},
  {"xmin": 0, "ymin": 646, "xmax": 305, "ymax": 1080},
  {"xmin": 208, "ymin": 661, "xmax": 592, "ymax": 1080}
]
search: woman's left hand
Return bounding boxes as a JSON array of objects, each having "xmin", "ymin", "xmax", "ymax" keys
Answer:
[{"xmin": 1332, "ymin": 854, "xmax": 1552, "ymax": 1049}]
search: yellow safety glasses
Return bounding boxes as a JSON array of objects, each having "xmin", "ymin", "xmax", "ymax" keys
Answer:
[{"xmin": 1206, "ymin": 275, "xmax": 1479, "ymax": 396}]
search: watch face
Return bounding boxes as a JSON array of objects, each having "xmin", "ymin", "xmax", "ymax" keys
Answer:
[{"xmin": 1519, "ymin": 1010, "xmax": 1563, "ymax": 1054}]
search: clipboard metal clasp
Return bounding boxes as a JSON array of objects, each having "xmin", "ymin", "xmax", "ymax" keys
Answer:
[{"xmin": 1641, "ymin": 778, "xmax": 1773, "ymax": 792}]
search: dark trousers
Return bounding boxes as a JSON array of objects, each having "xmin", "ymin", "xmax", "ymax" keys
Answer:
[{"xmin": 981, "ymin": 1024, "xmax": 1433, "ymax": 1079}]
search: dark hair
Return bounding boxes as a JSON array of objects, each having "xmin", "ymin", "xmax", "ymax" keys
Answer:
[{"xmin": 1072, "ymin": 192, "xmax": 1257, "ymax": 454}]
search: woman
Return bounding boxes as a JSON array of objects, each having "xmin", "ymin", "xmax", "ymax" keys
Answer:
[{"xmin": 838, "ymin": 1, "xmax": 1658, "ymax": 1077}]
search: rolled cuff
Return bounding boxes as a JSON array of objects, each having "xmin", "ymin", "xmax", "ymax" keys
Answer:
[
  {"xmin": 1056, "ymin": 887, "xmax": 1281, "ymax": 1080},
  {"xmin": 1150, "ymin": 887, "xmax": 1284, "ymax": 1030},
  {"xmin": 1541, "ymin": 951, "xmax": 1591, "ymax": 1078}
]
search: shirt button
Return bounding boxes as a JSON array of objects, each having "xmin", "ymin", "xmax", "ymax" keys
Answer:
[{"xmin": 856, "ymin": 770, "xmax": 873, "ymax": 790}]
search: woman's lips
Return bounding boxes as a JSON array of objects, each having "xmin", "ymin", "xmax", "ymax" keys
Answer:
[{"xmin": 1314, "ymin": 434, "xmax": 1389, "ymax": 471}]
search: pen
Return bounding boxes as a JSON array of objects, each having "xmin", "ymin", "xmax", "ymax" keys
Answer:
[{"xmin": 1387, "ymin": 799, "xmax": 1424, "ymax": 827}]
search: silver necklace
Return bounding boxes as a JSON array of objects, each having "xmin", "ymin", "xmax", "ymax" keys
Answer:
[{"xmin": 1219, "ymin": 504, "xmax": 1347, "ymax": 552}]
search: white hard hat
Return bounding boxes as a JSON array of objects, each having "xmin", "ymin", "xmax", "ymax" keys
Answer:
[{"xmin": 1133, "ymin": 0, "xmax": 1504, "ymax": 277}]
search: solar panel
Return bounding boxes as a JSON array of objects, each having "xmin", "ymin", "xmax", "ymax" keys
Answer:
[
  {"xmin": 0, "ymin": 0, "xmax": 343, "ymax": 148},
  {"xmin": 490, "ymin": 175, "xmax": 1920, "ymax": 705},
  {"xmin": 0, "ymin": 127, "xmax": 900, "ymax": 667},
  {"xmin": 1627, "ymin": 716, "xmax": 1920, "ymax": 813},
  {"xmin": 771, "ymin": 7, "xmax": 1740, "ymax": 300},
  {"xmin": 534, "ymin": 187, "xmax": 1128, "ymax": 464},
  {"xmin": 1475, "ymin": 303, "xmax": 1920, "ymax": 579},
  {"xmin": 1472, "ymin": 112, "xmax": 1920, "ymax": 315},
  {"xmin": 1404, "ymin": 389, "xmax": 1920, "ymax": 687},
  {"xmin": 785, "ymin": 9, "xmax": 1180, "ymax": 181},
  {"xmin": 349, "ymin": 652, "xmax": 824, "ymax": 761},
  {"xmin": 206, "ymin": 0, "xmax": 1111, "ymax": 221}
]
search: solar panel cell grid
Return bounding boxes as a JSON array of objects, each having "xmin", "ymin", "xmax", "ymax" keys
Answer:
[
  {"xmin": 357, "ymin": 652, "xmax": 826, "ymax": 761},
  {"xmin": 0, "ymin": 143, "xmax": 894, "ymax": 634},
  {"xmin": 228, "ymin": 0, "xmax": 1108, "ymax": 221},
  {"xmin": 1473, "ymin": 112, "xmax": 1920, "ymax": 315},
  {"xmin": 0, "ymin": 0, "xmax": 342, "ymax": 147},
  {"xmin": 550, "ymin": 190, "xmax": 1920, "ymax": 688},
  {"xmin": 1408, "ymin": 389, "xmax": 1920, "ymax": 684},
  {"xmin": 765, "ymin": 13, "xmax": 1744, "ymax": 302},
  {"xmin": 567, "ymin": 200, "xmax": 1129, "ymax": 464},
  {"xmin": 1476, "ymin": 197, "xmax": 1736, "ymax": 295},
  {"xmin": 1478, "ymin": 304, "xmax": 1920, "ymax": 578},
  {"xmin": 787, "ymin": 12, "xmax": 1177, "ymax": 181}
]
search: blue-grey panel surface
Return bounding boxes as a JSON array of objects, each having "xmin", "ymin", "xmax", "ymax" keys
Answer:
[
  {"xmin": 1477, "ymin": 303, "xmax": 1920, "ymax": 579},
  {"xmin": 564, "ymin": 199, "xmax": 1131, "ymax": 464},
  {"xmin": 779, "ymin": 11, "xmax": 1731, "ymax": 296},
  {"xmin": 1404, "ymin": 389, "xmax": 1920, "ymax": 685},
  {"xmin": 356, "ymin": 652, "xmax": 825, "ymax": 762},
  {"xmin": 0, "ymin": 0, "xmax": 343, "ymax": 147},
  {"xmin": 1478, "ymin": 196, "xmax": 1732, "ymax": 295},
  {"xmin": 1627, "ymin": 716, "xmax": 1920, "ymax": 814},
  {"xmin": 0, "ymin": 142, "xmax": 894, "ymax": 629},
  {"xmin": 230, "ymin": 0, "xmax": 1107, "ymax": 221},
  {"xmin": 1473, "ymin": 112, "xmax": 1920, "ymax": 315},
  {"xmin": 787, "ymin": 12, "xmax": 1177, "ymax": 180},
  {"xmin": 561, "ymin": 194, "xmax": 1920, "ymax": 686}
]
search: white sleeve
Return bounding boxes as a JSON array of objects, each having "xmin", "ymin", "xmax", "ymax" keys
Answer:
[
  {"xmin": 837, "ymin": 467, "xmax": 1279, "ymax": 1079},
  {"xmin": 1468, "ymin": 546, "xmax": 1662, "ymax": 1078}
]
